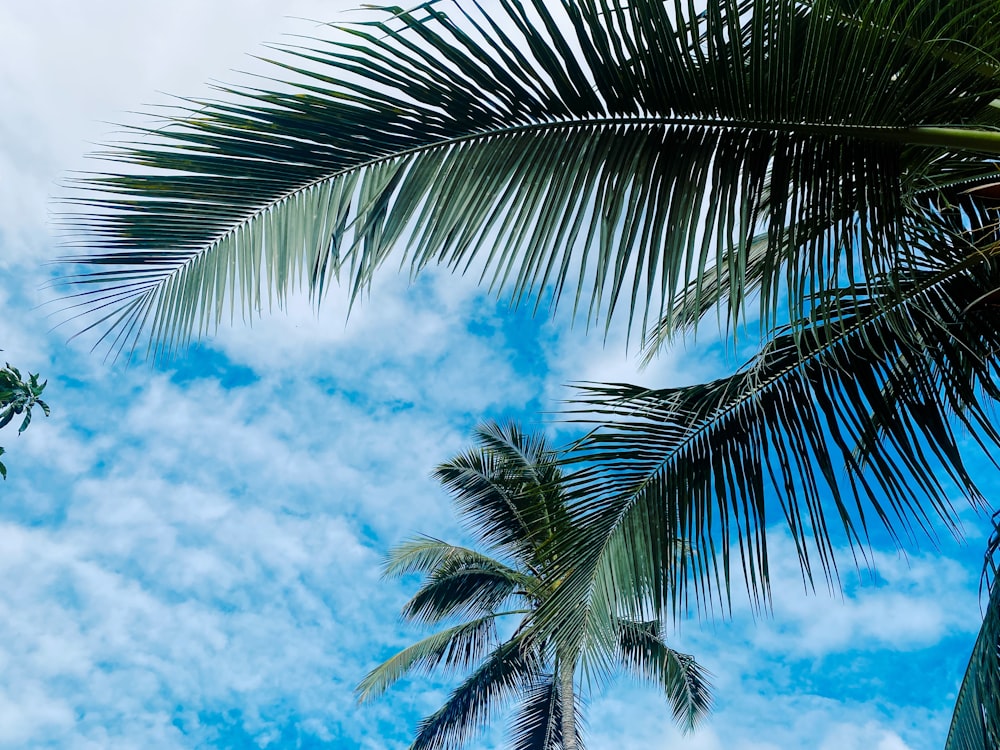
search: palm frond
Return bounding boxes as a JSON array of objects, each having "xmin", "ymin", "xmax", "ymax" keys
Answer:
[
  {"xmin": 639, "ymin": 229, "xmax": 772, "ymax": 359},
  {"xmin": 615, "ymin": 619, "xmax": 713, "ymax": 731},
  {"xmin": 509, "ymin": 676, "xmax": 586, "ymax": 750},
  {"xmin": 401, "ymin": 560, "xmax": 533, "ymax": 625},
  {"xmin": 434, "ymin": 421, "xmax": 568, "ymax": 567},
  {"xmin": 356, "ymin": 615, "xmax": 500, "ymax": 702},
  {"xmin": 61, "ymin": 0, "xmax": 1000, "ymax": 359},
  {"xmin": 410, "ymin": 636, "xmax": 543, "ymax": 750},
  {"xmin": 537, "ymin": 224, "xmax": 1000, "ymax": 642},
  {"xmin": 383, "ymin": 536, "xmax": 521, "ymax": 579},
  {"xmin": 509, "ymin": 678, "xmax": 560, "ymax": 750},
  {"xmin": 945, "ymin": 517, "xmax": 1000, "ymax": 750}
]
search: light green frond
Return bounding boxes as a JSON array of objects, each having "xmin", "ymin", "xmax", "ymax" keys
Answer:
[
  {"xmin": 615, "ymin": 619, "xmax": 713, "ymax": 732},
  {"xmin": 356, "ymin": 616, "xmax": 500, "ymax": 702},
  {"xmin": 383, "ymin": 536, "xmax": 516, "ymax": 579}
]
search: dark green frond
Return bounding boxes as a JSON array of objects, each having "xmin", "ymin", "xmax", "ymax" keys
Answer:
[
  {"xmin": 356, "ymin": 616, "xmax": 500, "ymax": 702},
  {"xmin": 509, "ymin": 678, "xmax": 560, "ymax": 750},
  {"xmin": 434, "ymin": 421, "xmax": 569, "ymax": 566},
  {"xmin": 509, "ymin": 676, "xmax": 586, "ymax": 750},
  {"xmin": 616, "ymin": 620, "xmax": 713, "ymax": 731},
  {"xmin": 945, "ymin": 519, "xmax": 1000, "ymax": 750},
  {"xmin": 541, "ymin": 227, "xmax": 1000, "ymax": 637},
  {"xmin": 401, "ymin": 560, "xmax": 533, "ymax": 625},
  {"xmin": 62, "ymin": 0, "xmax": 1000, "ymax": 358},
  {"xmin": 410, "ymin": 636, "xmax": 543, "ymax": 750}
]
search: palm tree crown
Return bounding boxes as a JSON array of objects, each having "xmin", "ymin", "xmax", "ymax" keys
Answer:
[{"xmin": 356, "ymin": 421, "xmax": 711, "ymax": 750}]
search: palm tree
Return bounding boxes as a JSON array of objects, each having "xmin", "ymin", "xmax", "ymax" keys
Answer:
[
  {"xmin": 60, "ymin": 0, "xmax": 1000, "ymax": 743},
  {"xmin": 355, "ymin": 421, "xmax": 711, "ymax": 750}
]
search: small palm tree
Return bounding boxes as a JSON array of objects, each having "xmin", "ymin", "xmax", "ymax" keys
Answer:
[{"xmin": 356, "ymin": 421, "xmax": 711, "ymax": 750}]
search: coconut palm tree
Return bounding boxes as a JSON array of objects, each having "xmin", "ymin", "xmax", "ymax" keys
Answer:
[
  {"xmin": 356, "ymin": 421, "xmax": 711, "ymax": 750},
  {"xmin": 61, "ymin": 0, "xmax": 1000, "ymax": 743}
]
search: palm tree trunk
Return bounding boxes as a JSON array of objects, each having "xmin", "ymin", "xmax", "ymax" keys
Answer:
[{"xmin": 559, "ymin": 658, "xmax": 577, "ymax": 750}]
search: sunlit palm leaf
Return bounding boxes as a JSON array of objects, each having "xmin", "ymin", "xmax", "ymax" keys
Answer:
[
  {"xmin": 356, "ymin": 616, "xmax": 500, "ymax": 701},
  {"xmin": 62, "ymin": 0, "xmax": 1000, "ymax": 359},
  {"xmin": 383, "ymin": 536, "xmax": 517, "ymax": 579},
  {"xmin": 615, "ymin": 619, "xmax": 712, "ymax": 731}
]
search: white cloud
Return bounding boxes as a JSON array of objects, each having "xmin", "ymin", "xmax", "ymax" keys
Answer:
[
  {"xmin": 0, "ymin": 0, "xmax": 366, "ymax": 265},
  {"xmin": 727, "ymin": 533, "xmax": 981, "ymax": 657}
]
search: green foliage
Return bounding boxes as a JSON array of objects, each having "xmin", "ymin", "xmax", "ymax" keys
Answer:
[
  {"xmin": 945, "ymin": 518, "xmax": 1000, "ymax": 750},
  {"xmin": 59, "ymin": 0, "xmax": 1000, "ymax": 606},
  {"xmin": 60, "ymin": 0, "xmax": 1000, "ymax": 593},
  {"xmin": 63, "ymin": 0, "xmax": 1000, "ymax": 360},
  {"xmin": 552, "ymin": 203, "xmax": 1000, "ymax": 618},
  {"xmin": 0, "ymin": 362, "xmax": 50, "ymax": 479},
  {"xmin": 61, "ymin": 0, "xmax": 1000, "ymax": 744},
  {"xmin": 357, "ymin": 422, "xmax": 711, "ymax": 750}
]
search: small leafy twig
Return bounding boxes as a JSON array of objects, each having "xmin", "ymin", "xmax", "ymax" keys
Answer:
[{"xmin": 0, "ymin": 363, "xmax": 50, "ymax": 479}]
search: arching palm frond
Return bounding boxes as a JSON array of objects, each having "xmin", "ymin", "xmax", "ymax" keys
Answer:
[
  {"xmin": 356, "ymin": 616, "xmax": 501, "ymax": 702},
  {"xmin": 383, "ymin": 536, "xmax": 515, "ymax": 579},
  {"xmin": 63, "ymin": 0, "xmax": 1000, "ymax": 360},
  {"xmin": 399, "ymin": 558, "xmax": 533, "ymax": 625},
  {"xmin": 410, "ymin": 636, "xmax": 544, "ymax": 750},
  {"xmin": 537, "ymin": 224, "xmax": 1000, "ymax": 643},
  {"xmin": 615, "ymin": 619, "xmax": 713, "ymax": 731}
]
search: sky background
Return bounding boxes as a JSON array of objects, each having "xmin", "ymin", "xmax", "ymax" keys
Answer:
[{"xmin": 0, "ymin": 2, "xmax": 995, "ymax": 748}]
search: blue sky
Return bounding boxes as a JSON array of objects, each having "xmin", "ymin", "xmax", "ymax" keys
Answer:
[{"xmin": 0, "ymin": 2, "xmax": 994, "ymax": 748}]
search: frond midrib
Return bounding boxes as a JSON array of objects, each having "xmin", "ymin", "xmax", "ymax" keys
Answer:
[{"xmin": 82, "ymin": 114, "xmax": 1000, "ymax": 296}]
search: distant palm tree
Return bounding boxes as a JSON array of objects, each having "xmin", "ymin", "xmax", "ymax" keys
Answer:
[{"xmin": 356, "ymin": 421, "xmax": 711, "ymax": 750}]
